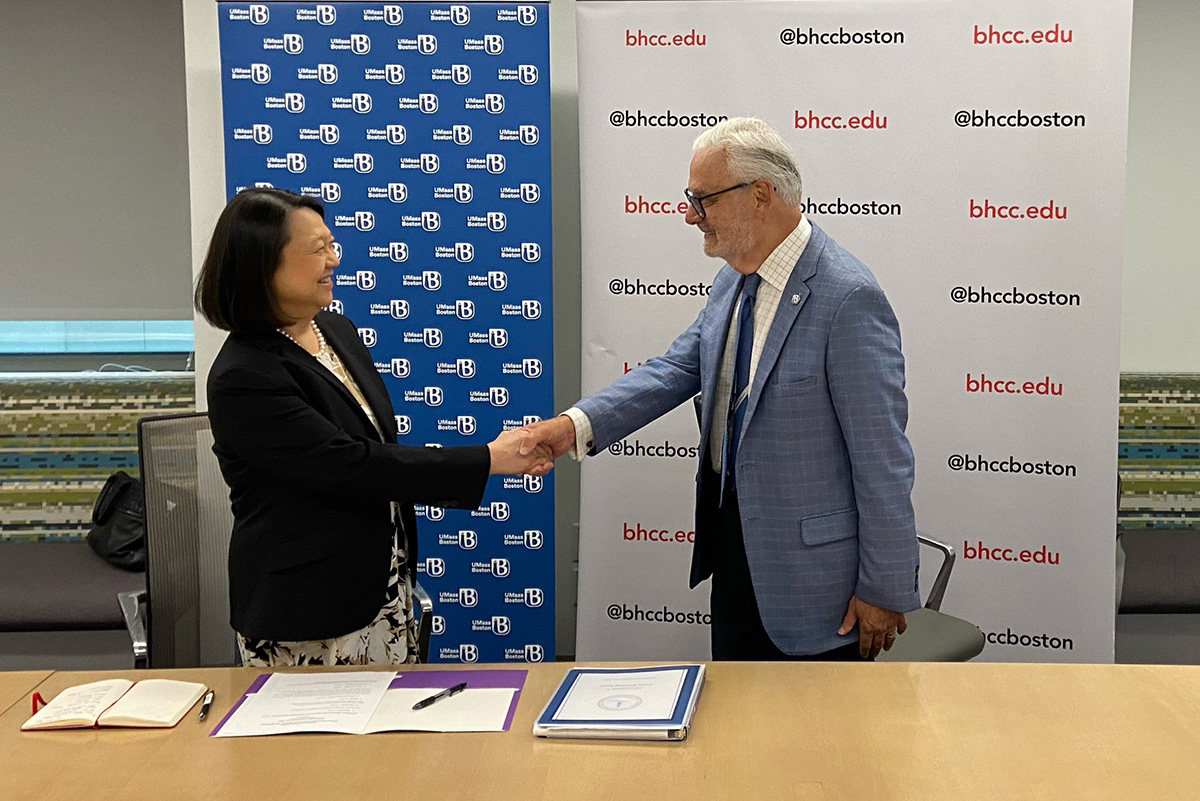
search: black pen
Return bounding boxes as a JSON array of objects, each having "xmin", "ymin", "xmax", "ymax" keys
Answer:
[
  {"xmin": 412, "ymin": 682, "xmax": 468, "ymax": 710},
  {"xmin": 198, "ymin": 690, "xmax": 214, "ymax": 721}
]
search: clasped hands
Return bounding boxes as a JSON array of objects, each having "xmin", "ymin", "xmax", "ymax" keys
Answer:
[{"xmin": 486, "ymin": 414, "xmax": 576, "ymax": 477}]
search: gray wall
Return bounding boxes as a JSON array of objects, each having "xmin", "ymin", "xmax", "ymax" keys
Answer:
[
  {"xmin": 1121, "ymin": 0, "xmax": 1200, "ymax": 371},
  {"xmin": 2, "ymin": 0, "xmax": 1195, "ymax": 659},
  {"xmin": 0, "ymin": 0, "xmax": 192, "ymax": 320}
]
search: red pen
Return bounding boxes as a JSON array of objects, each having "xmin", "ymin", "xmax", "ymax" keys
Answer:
[{"xmin": 31, "ymin": 692, "xmax": 48, "ymax": 715}]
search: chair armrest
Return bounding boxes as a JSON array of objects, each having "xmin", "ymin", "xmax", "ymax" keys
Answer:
[
  {"xmin": 412, "ymin": 581, "xmax": 434, "ymax": 663},
  {"xmin": 916, "ymin": 534, "xmax": 955, "ymax": 612},
  {"xmin": 117, "ymin": 590, "xmax": 149, "ymax": 669}
]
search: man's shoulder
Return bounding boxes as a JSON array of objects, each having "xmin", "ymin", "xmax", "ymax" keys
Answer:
[{"xmin": 808, "ymin": 227, "xmax": 883, "ymax": 297}]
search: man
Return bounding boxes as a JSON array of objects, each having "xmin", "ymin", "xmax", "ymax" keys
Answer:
[{"xmin": 525, "ymin": 118, "xmax": 919, "ymax": 659}]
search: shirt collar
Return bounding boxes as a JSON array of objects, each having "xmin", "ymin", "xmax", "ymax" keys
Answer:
[{"xmin": 753, "ymin": 215, "xmax": 811, "ymax": 292}]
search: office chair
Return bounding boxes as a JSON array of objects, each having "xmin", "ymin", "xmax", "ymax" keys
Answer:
[
  {"xmin": 877, "ymin": 534, "xmax": 985, "ymax": 662},
  {"xmin": 120, "ymin": 413, "xmax": 236, "ymax": 668},
  {"xmin": 121, "ymin": 412, "xmax": 438, "ymax": 666}
]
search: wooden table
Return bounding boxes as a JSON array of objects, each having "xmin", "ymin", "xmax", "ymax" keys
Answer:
[
  {"xmin": 0, "ymin": 671, "xmax": 51, "ymax": 717},
  {"xmin": 2, "ymin": 661, "xmax": 1199, "ymax": 800}
]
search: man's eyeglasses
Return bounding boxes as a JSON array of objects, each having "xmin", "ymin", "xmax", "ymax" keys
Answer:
[{"xmin": 683, "ymin": 183, "xmax": 750, "ymax": 219}]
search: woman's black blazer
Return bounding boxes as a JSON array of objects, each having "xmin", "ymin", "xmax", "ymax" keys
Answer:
[{"xmin": 207, "ymin": 311, "xmax": 490, "ymax": 642}]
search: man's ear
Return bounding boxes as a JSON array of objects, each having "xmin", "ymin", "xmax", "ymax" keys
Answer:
[{"xmin": 752, "ymin": 179, "xmax": 774, "ymax": 209}]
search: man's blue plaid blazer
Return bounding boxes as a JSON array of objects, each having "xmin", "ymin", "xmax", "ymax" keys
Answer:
[{"xmin": 576, "ymin": 222, "xmax": 921, "ymax": 655}]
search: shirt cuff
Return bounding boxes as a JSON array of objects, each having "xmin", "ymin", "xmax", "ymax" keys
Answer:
[{"xmin": 561, "ymin": 407, "xmax": 593, "ymax": 462}]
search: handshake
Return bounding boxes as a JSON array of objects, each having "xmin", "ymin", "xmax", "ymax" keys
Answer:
[{"xmin": 485, "ymin": 415, "xmax": 578, "ymax": 478}]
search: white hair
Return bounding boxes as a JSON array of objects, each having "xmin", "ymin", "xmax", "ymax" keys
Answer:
[{"xmin": 693, "ymin": 118, "xmax": 802, "ymax": 207}]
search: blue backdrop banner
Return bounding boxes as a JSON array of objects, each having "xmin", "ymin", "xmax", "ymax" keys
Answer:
[{"xmin": 218, "ymin": 1, "xmax": 554, "ymax": 663}]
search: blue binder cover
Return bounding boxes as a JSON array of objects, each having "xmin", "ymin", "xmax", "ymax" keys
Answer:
[{"xmin": 534, "ymin": 664, "xmax": 705, "ymax": 740}]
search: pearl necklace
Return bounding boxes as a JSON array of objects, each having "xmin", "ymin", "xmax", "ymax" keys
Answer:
[{"xmin": 278, "ymin": 320, "xmax": 331, "ymax": 359}]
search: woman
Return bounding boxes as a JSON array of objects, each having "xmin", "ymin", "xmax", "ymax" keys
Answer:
[{"xmin": 195, "ymin": 188, "xmax": 551, "ymax": 666}]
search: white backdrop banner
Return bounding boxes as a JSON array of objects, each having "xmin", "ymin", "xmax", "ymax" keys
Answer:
[{"xmin": 575, "ymin": 0, "xmax": 1131, "ymax": 662}]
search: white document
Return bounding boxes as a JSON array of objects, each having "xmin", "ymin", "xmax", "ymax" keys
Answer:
[
  {"xmin": 362, "ymin": 688, "xmax": 516, "ymax": 733},
  {"xmin": 553, "ymin": 668, "xmax": 686, "ymax": 721},
  {"xmin": 213, "ymin": 671, "xmax": 395, "ymax": 737}
]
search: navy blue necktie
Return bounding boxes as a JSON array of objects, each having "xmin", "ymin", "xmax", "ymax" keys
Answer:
[{"xmin": 722, "ymin": 272, "xmax": 760, "ymax": 496}]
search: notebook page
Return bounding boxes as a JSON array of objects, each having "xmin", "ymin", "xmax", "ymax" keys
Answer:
[
  {"xmin": 21, "ymin": 679, "xmax": 133, "ymax": 730},
  {"xmin": 99, "ymin": 680, "xmax": 208, "ymax": 728}
]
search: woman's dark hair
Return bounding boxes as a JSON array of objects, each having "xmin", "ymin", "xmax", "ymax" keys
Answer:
[{"xmin": 194, "ymin": 188, "xmax": 325, "ymax": 332}]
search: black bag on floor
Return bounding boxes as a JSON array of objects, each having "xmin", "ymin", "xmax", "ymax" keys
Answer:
[{"xmin": 86, "ymin": 471, "xmax": 146, "ymax": 572}]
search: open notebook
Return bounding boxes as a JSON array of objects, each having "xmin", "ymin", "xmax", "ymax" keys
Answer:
[{"xmin": 21, "ymin": 679, "xmax": 208, "ymax": 731}]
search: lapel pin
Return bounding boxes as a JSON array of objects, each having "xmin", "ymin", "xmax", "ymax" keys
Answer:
[{"xmin": 791, "ymin": 294, "xmax": 801, "ymax": 305}]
